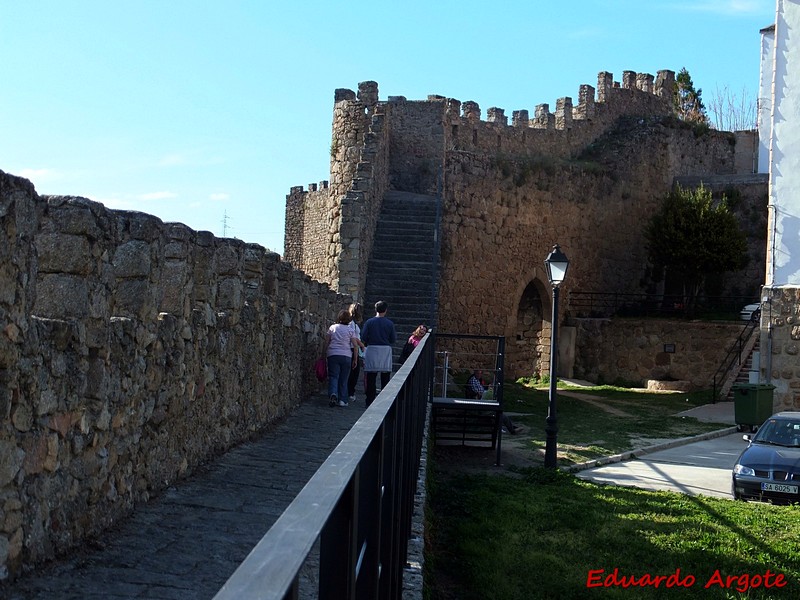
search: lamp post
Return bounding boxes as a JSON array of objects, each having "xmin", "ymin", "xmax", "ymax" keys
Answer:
[{"xmin": 544, "ymin": 244, "xmax": 569, "ymax": 469}]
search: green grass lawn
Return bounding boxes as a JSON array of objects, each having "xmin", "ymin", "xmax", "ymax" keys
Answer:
[
  {"xmin": 504, "ymin": 382, "xmax": 729, "ymax": 465},
  {"xmin": 425, "ymin": 383, "xmax": 800, "ymax": 599}
]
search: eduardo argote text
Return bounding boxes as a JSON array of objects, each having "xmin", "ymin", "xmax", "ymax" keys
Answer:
[{"xmin": 586, "ymin": 568, "xmax": 787, "ymax": 593}]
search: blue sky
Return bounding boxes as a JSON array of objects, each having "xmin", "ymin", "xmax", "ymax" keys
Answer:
[{"xmin": 1, "ymin": 0, "xmax": 776, "ymax": 253}]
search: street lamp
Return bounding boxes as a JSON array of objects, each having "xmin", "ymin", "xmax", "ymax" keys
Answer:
[{"xmin": 544, "ymin": 244, "xmax": 569, "ymax": 468}]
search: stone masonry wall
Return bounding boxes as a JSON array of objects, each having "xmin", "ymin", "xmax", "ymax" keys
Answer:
[
  {"xmin": 385, "ymin": 96, "xmax": 447, "ymax": 195},
  {"xmin": 571, "ymin": 318, "xmax": 746, "ymax": 389},
  {"xmin": 288, "ymin": 70, "xmax": 763, "ymax": 379},
  {"xmin": 284, "ymin": 82, "xmax": 391, "ymax": 301},
  {"xmin": 284, "ymin": 181, "xmax": 332, "ymax": 278},
  {"xmin": 761, "ymin": 287, "xmax": 800, "ymax": 411},
  {"xmin": 434, "ymin": 115, "xmax": 743, "ymax": 378},
  {"xmin": 0, "ymin": 170, "xmax": 349, "ymax": 579}
]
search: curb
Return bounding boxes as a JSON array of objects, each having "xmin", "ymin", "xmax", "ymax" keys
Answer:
[{"xmin": 562, "ymin": 425, "xmax": 740, "ymax": 473}]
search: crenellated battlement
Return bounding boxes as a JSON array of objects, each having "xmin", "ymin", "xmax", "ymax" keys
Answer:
[
  {"xmin": 433, "ymin": 69, "xmax": 674, "ymax": 132},
  {"xmin": 285, "ymin": 68, "xmax": 682, "ymax": 297}
]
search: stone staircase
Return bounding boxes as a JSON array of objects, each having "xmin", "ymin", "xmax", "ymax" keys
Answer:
[
  {"xmin": 363, "ymin": 190, "xmax": 440, "ymax": 364},
  {"xmin": 723, "ymin": 335, "xmax": 761, "ymax": 402}
]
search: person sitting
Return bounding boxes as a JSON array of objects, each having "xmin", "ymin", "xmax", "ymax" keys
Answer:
[
  {"xmin": 465, "ymin": 370, "xmax": 485, "ymax": 399},
  {"xmin": 465, "ymin": 370, "xmax": 518, "ymax": 434}
]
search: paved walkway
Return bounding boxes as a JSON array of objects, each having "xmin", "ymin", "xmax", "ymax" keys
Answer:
[{"xmin": 2, "ymin": 395, "xmax": 366, "ymax": 600}]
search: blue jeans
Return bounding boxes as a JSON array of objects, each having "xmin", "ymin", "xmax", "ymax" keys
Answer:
[{"xmin": 327, "ymin": 354, "xmax": 351, "ymax": 403}]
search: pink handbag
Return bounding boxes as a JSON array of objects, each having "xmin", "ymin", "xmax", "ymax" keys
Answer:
[{"xmin": 314, "ymin": 357, "xmax": 327, "ymax": 381}]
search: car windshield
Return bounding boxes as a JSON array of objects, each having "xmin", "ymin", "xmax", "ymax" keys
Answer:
[{"xmin": 753, "ymin": 418, "xmax": 800, "ymax": 447}]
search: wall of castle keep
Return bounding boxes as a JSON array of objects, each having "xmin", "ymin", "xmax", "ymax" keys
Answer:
[
  {"xmin": 571, "ymin": 318, "xmax": 745, "ymax": 389},
  {"xmin": 0, "ymin": 170, "xmax": 349, "ymax": 579},
  {"xmin": 284, "ymin": 81, "xmax": 391, "ymax": 300},
  {"xmin": 284, "ymin": 70, "xmax": 764, "ymax": 378},
  {"xmin": 433, "ymin": 117, "xmax": 745, "ymax": 377}
]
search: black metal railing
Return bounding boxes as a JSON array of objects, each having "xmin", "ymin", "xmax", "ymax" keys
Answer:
[
  {"xmin": 431, "ymin": 333, "xmax": 506, "ymax": 465},
  {"xmin": 710, "ymin": 317, "xmax": 759, "ymax": 403},
  {"xmin": 214, "ymin": 334, "xmax": 433, "ymax": 600},
  {"xmin": 569, "ymin": 291, "xmax": 756, "ymax": 320}
]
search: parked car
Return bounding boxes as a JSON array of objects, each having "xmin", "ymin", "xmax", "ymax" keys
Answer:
[
  {"xmin": 732, "ymin": 411, "xmax": 800, "ymax": 503},
  {"xmin": 740, "ymin": 302, "xmax": 761, "ymax": 321}
]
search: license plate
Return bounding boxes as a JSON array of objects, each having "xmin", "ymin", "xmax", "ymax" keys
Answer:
[{"xmin": 762, "ymin": 482, "xmax": 799, "ymax": 494}]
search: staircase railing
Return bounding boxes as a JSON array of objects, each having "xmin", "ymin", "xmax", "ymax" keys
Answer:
[{"xmin": 710, "ymin": 317, "xmax": 759, "ymax": 403}]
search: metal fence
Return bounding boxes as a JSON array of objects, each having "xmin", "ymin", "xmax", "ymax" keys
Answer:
[
  {"xmin": 569, "ymin": 291, "xmax": 756, "ymax": 319},
  {"xmin": 214, "ymin": 334, "xmax": 433, "ymax": 600}
]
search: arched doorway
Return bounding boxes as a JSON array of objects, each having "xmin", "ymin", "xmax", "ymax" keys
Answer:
[{"xmin": 507, "ymin": 279, "xmax": 551, "ymax": 379}]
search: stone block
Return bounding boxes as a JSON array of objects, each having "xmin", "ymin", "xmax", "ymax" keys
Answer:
[
  {"xmin": 218, "ymin": 278, "xmax": 243, "ymax": 311},
  {"xmin": 36, "ymin": 233, "xmax": 92, "ymax": 274},
  {"xmin": 113, "ymin": 241, "xmax": 151, "ymax": 278},
  {"xmin": 33, "ymin": 274, "xmax": 89, "ymax": 319},
  {"xmin": 0, "ymin": 440, "xmax": 24, "ymax": 487},
  {"xmin": 113, "ymin": 279, "xmax": 149, "ymax": 317}
]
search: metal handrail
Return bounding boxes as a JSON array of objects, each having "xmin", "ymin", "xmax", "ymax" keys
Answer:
[
  {"xmin": 710, "ymin": 317, "xmax": 759, "ymax": 403},
  {"xmin": 214, "ymin": 333, "xmax": 433, "ymax": 600},
  {"xmin": 569, "ymin": 291, "xmax": 757, "ymax": 319}
]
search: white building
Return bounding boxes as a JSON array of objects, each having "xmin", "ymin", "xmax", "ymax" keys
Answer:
[{"xmin": 761, "ymin": 0, "xmax": 800, "ymax": 410}]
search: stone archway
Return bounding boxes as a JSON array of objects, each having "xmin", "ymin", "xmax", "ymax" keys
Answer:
[{"xmin": 506, "ymin": 279, "xmax": 551, "ymax": 379}]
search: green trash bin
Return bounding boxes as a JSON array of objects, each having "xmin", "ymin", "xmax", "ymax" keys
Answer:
[{"xmin": 732, "ymin": 383, "xmax": 775, "ymax": 432}]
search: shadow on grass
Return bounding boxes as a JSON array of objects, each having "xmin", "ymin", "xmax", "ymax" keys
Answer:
[{"xmin": 426, "ymin": 459, "xmax": 800, "ymax": 600}]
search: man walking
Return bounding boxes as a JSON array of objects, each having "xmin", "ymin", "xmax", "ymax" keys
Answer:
[{"xmin": 361, "ymin": 300, "xmax": 397, "ymax": 407}]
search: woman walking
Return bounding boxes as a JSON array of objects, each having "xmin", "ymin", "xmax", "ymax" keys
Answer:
[{"xmin": 324, "ymin": 309, "xmax": 363, "ymax": 407}]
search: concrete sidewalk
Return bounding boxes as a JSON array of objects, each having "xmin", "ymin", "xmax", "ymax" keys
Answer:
[{"xmin": 2, "ymin": 395, "xmax": 367, "ymax": 600}]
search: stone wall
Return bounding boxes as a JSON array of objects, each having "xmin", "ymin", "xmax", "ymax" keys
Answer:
[
  {"xmin": 284, "ymin": 181, "xmax": 332, "ymax": 280},
  {"xmin": 0, "ymin": 170, "xmax": 349, "ymax": 579},
  {"xmin": 571, "ymin": 318, "xmax": 745, "ymax": 389},
  {"xmin": 284, "ymin": 82, "xmax": 391, "ymax": 301},
  {"xmin": 285, "ymin": 70, "xmax": 766, "ymax": 379},
  {"xmin": 434, "ymin": 117, "xmax": 746, "ymax": 378},
  {"xmin": 761, "ymin": 287, "xmax": 800, "ymax": 411}
]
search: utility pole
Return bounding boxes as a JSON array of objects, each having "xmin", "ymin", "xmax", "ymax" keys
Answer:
[{"xmin": 222, "ymin": 211, "xmax": 229, "ymax": 238}]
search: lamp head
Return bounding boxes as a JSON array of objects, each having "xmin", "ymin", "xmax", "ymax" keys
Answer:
[{"xmin": 544, "ymin": 244, "xmax": 569, "ymax": 286}]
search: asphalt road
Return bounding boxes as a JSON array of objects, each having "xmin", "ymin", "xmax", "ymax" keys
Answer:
[{"xmin": 576, "ymin": 432, "xmax": 749, "ymax": 499}]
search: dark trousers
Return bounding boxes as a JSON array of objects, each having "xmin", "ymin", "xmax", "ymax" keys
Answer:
[
  {"xmin": 365, "ymin": 371, "xmax": 391, "ymax": 407},
  {"xmin": 347, "ymin": 358, "xmax": 362, "ymax": 397}
]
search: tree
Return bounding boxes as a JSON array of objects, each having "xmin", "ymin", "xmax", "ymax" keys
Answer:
[
  {"xmin": 674, "ymin": 67, "xmax": 709, "ymax": 125},
  {"xmin": 645, "ymin": 184, "xmax": 748, "ymax": 311},
  {"xmin": 707, "ymin": 84, "xmax": 757, "ymax": 131}
]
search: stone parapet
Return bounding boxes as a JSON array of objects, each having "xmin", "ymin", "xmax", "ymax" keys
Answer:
[{"xmin": 0, "ymin": 170, "xmax": 349, "ymax": 580}]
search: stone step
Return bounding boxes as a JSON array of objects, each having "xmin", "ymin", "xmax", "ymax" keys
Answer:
[
  {"xmin": 364, "ymin": 190, "xmax": 440, "ymax": 335},
  {"xmin": 373, "ymin": 228, "xmax": 436, "ymax": 239}
]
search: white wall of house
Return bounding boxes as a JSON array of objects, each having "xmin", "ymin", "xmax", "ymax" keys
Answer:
[
  {"xmin": 758, "ymin": 24, "xmax": 775, "ymax": 174},
  {"xmin": 766, "ymin": 0, "xmax": 800, "ymax": 286}
]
